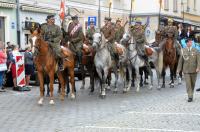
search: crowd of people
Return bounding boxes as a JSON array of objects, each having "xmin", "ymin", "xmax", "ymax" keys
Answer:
[{"xmin": 0, "ymin": 41, "xmax": 34, "ymax": 92}]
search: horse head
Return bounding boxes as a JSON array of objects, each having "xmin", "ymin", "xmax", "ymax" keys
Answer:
[
  {"xmin": 30, "ymin": 25, "xmax": 47, "ymax": 56},
  {"xmin": 120, "ymin": 32, "xmax": 131, "ymax": 46},
  {"xmin": 92, "ymin": 32, "xmax": 105, "ymax": 50}
]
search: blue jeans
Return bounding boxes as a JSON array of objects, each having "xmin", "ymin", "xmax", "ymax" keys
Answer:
[{"xmin": 0, "ymin": 71, "xmax": 4, "ymax": 88}]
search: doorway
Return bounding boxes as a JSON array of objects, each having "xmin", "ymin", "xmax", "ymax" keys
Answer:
[{"xmin": 0, "ymin": 17, "xmax": 5, "ymax": 42}]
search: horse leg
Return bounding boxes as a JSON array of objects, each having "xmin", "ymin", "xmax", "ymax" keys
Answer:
[
  {"xmin": 101, "ymin": 69, "xmax": 108, "ymax": 99},
  {"xmin": 38, "ymin": 71, "xmax": 44, "ymax": 105},
  {"xmin": 169, "ymin": 66, "xmax": 175, "ymax": 88},
  {"xmin": 80, "ymin": 64, "xmax": 85, "ymax": 89},
  {"xmin": 45, "ymin": 75, "xmax": 50, "ymax": 97},
  {"xmin": 69, "ymin": 68, "xmax": 75, "ymax": 99},
  {"xmin": 106, "ymin": 71, "xmax": 111, "ymax": 91},
  {"xmin": 155, "ymin": 67, "xmax": 161, "ymax": 89},
  {"xmin": 139, "ymin": 67, "xmax": 143, "ymax": 87},
  {"xmin": 135, "ymin": 67, "xmax": 140, "ymax": 92},
  {"xmin": 148, "ymin": 68, "xmax": 153, "ymax": 90},
  {"xmin": 89, "ymin": 65, "xmax": 95, "ymax": 93},
  {"xmin": 113, "ymin": 66, "xmax": 119, "ymax": 94},
  {"xmin": 127, "ymin": 65, "xmax": 132, "ymax": 91},
  {"xmin": 57, "ymin": 72, "xmax": 65, "ymax": 101},
  {"xmin": 144, "ymin": 66, "xmax": 149, "ymax": 85},
  {"xmin": 161, "ymin": 68, "xmax": 166, "ymax": 88},
  {"xmin": 178, "ymin": 69, "xmax": 182, "ymax": 85},
  {"xmin": 49, "ymin": 71, "xmax": 55, "ymax": 105}
]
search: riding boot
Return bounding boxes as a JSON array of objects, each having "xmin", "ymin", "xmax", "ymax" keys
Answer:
[
  {"xmin": 58, "ymin": 58, "xmax": 64, "ymax": 71},
  {"xmin": 77, "ymin": 52, "xmax": 82, "ymax": 69}
]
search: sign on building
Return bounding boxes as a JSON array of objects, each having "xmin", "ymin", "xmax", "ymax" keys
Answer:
[{"xmin": 88, "ymin": 16, "xmax": 97, "ymax": 26}]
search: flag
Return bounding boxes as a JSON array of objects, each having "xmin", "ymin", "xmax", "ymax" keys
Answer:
[{"xmin": 59, "ymin": 0, "xmax": 65, "ymax": 20}]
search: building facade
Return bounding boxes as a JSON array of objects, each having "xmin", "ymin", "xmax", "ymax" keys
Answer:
[{"xmin": 0, "ymin": 0, "xmax": 17, "ymax": 45}]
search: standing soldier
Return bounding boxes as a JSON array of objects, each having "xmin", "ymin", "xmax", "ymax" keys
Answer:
[
  {"xmin": 114, "ymin": 18, "xmax": 125, "ymax": 43},
  {"xmin": 177, "ymin": 38, "xmax": 200, "ymax": 102},
  {"xmin": 41, "ymin": 15, "xmax": 63, "ymax": 71},
  {"xmin": 68, "ymin": 15, "xmax": 84, "ymax": 68},
  {"xmin": 100, "ymin": 17, "xmax": 116, "ymax": 60},
  {"xmin": 86, "ymin": 21, "xmax": 96, "ymax": 45}
]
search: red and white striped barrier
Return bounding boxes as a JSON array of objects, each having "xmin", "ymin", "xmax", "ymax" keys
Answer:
[{"xmin": 15, "ymin": 55, "xmax": 26, "ymax": 87}]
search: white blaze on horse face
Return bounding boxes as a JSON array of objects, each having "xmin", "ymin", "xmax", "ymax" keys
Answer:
[
  {"xmin": 93, "ymin": 33, "xmax": 101, "ymax": 48},
  {"xmin": 31, "ymin": 36, "xmax": 37, "ymax": 53}
]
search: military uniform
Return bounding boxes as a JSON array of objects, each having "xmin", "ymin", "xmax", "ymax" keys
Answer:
[
  {"xmin": 100, "ymin": 17, "xmax": 116, "ymax": 59},
  {"xmin": 68, "ymin": 15, "xmax": 84, "ymax": 67},
  {"xmin": 130, "ymin": 24, "xmax": 147, "ymax": 56},
  {"xmin": 41, "ymin": 23, "xmax": 62, "ymax": 59},
  {"xmin": 86, "ymin": 26, "xmax": 96, "ymax": 45},
  {"xmin": 114, "ymin": 20, "xmax": 125, "ymax": 43},
  {"xmin": 177, "ymin": 46, "xmax": 200, "ymax": 101}
]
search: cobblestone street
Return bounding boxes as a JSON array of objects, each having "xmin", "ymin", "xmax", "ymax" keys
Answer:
[{"xmin": 1, "ymin": 70, "xmax": 200, "ymax": 132}]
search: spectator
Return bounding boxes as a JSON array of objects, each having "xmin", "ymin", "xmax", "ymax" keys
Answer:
[
  {"xmin": 177, "ymin": 38, "xmax": 200, "ymax": 102},
  {"xmin": 24, "ymin": 45, "xmax": 34, "ymax": 88},
  {"xmin": 177, "ymin": 23, "xmax": 185, "ymax": 43},
  {"xmin": 185, "ymin": 26, "xmax": 196, "ymax": 41},
  {"xmin": 0, "ymin": 41, "xmax": 7, "ymax": 92},
  {"xmin": 7, "ymin": 45, "xmax": 21, "ymax": 90}
]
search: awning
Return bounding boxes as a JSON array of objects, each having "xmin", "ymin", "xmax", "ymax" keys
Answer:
[
  {"xmin": 0, "ymin": 2, "xmax": 16, "ymax": 8},
  {"xmin": 21, "ymin": 5, "xmax": 57, "ymax": 14}
]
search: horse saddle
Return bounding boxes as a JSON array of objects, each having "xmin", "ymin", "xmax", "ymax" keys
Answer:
[
  {"xmin": 145, "ymin": 46, "xmax": 154, "ymax": 56},
  {"xmin": 115, "ymin": 43, "xmax": 124, "ymax": 56},
  {"xmin": 60, "ymin": 46, "xmax": 72, "ymax": 58}
]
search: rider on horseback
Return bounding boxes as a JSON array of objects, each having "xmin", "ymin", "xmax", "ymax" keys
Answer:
[
  {"xmin": 100, "ymin": 17, "xmax": 117, "ymax": 61},
  {"xmin": 41, "ymin": 15, "xmax": 63, "ymax": 71},
  {"xmin": 68, "ymin": 15, "xmax": 84, "ymax": 69},
  {"xmin": 86, "ymin": 21, "xmax": 96, "ymax": 45},
  {"xmin": 160, "ymin": 18, "xmax": 180, "ymax": 55}
]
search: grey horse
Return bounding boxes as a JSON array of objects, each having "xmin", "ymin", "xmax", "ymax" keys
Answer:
[
  {"xmin": 93, "ymin": 32, "xmax": 126, "ymax": 98},
  {"xmin": 121, "ymin": 32, "xmax": 163, "ymax": 91}
]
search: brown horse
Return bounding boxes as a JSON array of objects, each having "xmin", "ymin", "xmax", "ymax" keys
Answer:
[
  {"xmin": 161, "ymin": 34, "xmax": 177, "ymax": 88},
  {"xmin": 30, "ymin": 26, "xmax": 75, "ymax": 105}
]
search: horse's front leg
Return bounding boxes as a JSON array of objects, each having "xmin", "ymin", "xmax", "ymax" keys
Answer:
[
  {"xmin": 49, "ymin": 71, "xmax": 55, "ymax": 105},
  {"xmin": 89, "ymin": 65, "xmax": 95, "ymax": 93},
  {"xmin": 169, "ymin": 66, "xmax": 175, "ymax": 88},
  {"xmin": 161, "ymin": 68, "xmax": 166, "ymax": 88},
  {"xmin": 156, "ymin": 69, "xmax": 161, "ymax": 90},
  {"xmin": 148, "ymin": 68, "xmax": 153, "ymax": 90},
  {"xmin": 101, "ymin": 69, "xmax": 108, "ymax": 99},
  {"xmin": 135, "ymin": 67, "xmax": 140, "ymax": 92},
  {"xmin": 37, "ymin": 71, "xmax": 44, "ymax": 105},
  {"xmin": 69, "ymin": 68, "xmax": 75, "ymax": 99},
  {"xmin": 127, "ymin": 65, "xmax": 132, "ymax": 91}
]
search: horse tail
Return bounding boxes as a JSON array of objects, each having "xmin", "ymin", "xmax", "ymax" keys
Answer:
[{"xmin": 158, "ymin": 51, "xmax": 163, "ymax": 74}]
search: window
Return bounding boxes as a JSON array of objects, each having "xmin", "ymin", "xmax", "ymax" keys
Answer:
[
  {"xmin": 186, "ymin": 0, "xmax": 190, "ymax": 12},
  {"xmin": 173, "ymin": 0, "xmax": 178, "ymax": 12},
  {"xmin": 193, "ymin": 0, "xmax": 196, "ymax": 10},
  {"xmin": 0, "ymin": 17, "xmax": 5, "ymax": 42},
  {"xmin": 164, "ymin": 0, "xmax": 169, "ymax": 10}
]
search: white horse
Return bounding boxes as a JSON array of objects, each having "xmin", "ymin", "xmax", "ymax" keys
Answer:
[
  {"xmin": 92, "ymin": 32, "xmax": 112, "ymax": 98},
  {"xmin": 121, "ymin": 32, "xmax": 163, "ymax": 91}
]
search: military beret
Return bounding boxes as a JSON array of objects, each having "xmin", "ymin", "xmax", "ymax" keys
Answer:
[
  {"xmin": 72, "ymin": 15, "xmax": 78, "ymax": 20},
  {"xmin": 104, "ymin": 17, "xmax": 111, "ymax": 21},
  {"xmin": 46, "ymin": 15, "xmax": 55, "ymax": 20},
  {"xmin": 168, "ymin": 18, "xmax": 174, "ymax": 23},
  {"xmin": 135, "ymin": 17, "xmax": 142, "ymax": 24}
]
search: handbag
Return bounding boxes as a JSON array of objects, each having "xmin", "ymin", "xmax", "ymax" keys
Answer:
[{"xmin": 0, "ymin": 63, "xmax": 7, "ymax": 71}]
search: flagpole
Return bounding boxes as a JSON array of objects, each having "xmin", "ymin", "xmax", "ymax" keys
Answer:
[
  {"xmin": 158, "ymin": 0, "xmax": 162, "ymax": 27},
  {"xmin": 129, "ymin": 0, "xmax": 133, "ymax": 25}
]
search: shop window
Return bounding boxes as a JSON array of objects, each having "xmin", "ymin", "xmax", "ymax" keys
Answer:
[{"xmin": 164, "ymin": 0, "xmax": 169, "ymax": 10}]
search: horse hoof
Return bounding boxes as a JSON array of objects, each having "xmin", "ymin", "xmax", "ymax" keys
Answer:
[
  {"xmin": 49, "ymin": 100, "xmax": 55, "ymax": 105},
  {"xmin": 38, "ymin": 98, "xmax": 43, "ymax": 105},
  {"xmin": 123, "ymin": 90, "xmax": 127, "ymax": 93},
  {"xmin": 157, "ymin": 86, "xmax": 161, "ymax": 90},
  {"xmin": 71, "ymin": 94, "xmax": 76, "ymax": 99},
  {"xmin": 46, "ymin": 94, "xmax": 50, "ymax": 97},
  {"xmin": 113, "ymin": 91, "xmax": 118, "ymax": 94},
  {"xmin": 99, "ymin": 95, "xmax": 106, "ymax": 99},
  {"xmin": 148, "ymin": 85, "xmax": 153, "ymax": 90},
  {"xmin": 106, "ymin": 86, "xmax": 111, "ymax": 91},
  {"xmin": 80, "ymin": 86, "xmax": 84, "ymax": 89},
  {"xmin": 60, "ymin": 96, "xmax": 65, "ymax": 101},
  {"xmin": 136, "ymin": 89, "xmax": 140, "ymax": 92},
  {"xmin": 161, "ymin": 85, "xmax": 165, "ymax": 88},
  {"xmin": 170, "ymin": 84, "xmax": 174, "ymax": 88}
]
